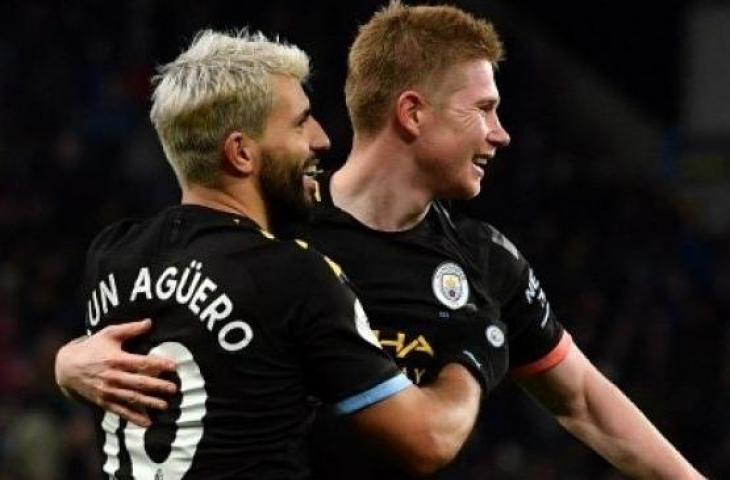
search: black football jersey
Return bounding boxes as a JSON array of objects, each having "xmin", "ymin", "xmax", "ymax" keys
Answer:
[
  {"xmin": 82, "ymin": 204, "xmax": 410, "ymax": 480},
  {"xmin": 304, "ymin": 174, "xmax": 572, "ymax": 479}
]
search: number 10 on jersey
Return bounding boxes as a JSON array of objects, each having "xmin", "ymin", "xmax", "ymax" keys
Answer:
[{"xmin": 101, "ymin": 342, "xmax": 208, "ymax": 479}]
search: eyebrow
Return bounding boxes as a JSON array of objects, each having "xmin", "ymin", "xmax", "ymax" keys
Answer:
[{"xmin": 293, "ymin": 107, "xmax": 311, "ymax": 126}]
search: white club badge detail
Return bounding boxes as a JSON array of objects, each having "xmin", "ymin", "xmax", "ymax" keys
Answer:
[
  {"xmin": 432, "ymin": 262, "xmax": 470, "ymax": 310},
  {"xmin": 486, "ymin": 325, "xmax": 505, "ymax": 348}
]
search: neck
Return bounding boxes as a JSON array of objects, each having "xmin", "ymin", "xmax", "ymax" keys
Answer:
[
  {"xmin": 331, "ymin": 132, "xmax": 433, "ymax": 232},
  {"xmin": 181, "ymin": 179, "xmax": 269, "ymax": 231}
]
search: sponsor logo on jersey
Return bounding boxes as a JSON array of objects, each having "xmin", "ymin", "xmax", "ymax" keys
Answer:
[
  {"xmin": 432, "ymin": 262, "xmax": 470, "ymax": 310},
  {"xmin": 373, "ymin": 331, "xmax": 434, "ymax": 359},
  {"xmin": 373, "ymin": 330, "xmax": 434, "ymax": 384}
]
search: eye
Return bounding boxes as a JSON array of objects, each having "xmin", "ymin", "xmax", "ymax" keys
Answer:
[
  {"xmin": 296, "ymin": 109, "xmax": 312, "ymax": 128},
  {"xmin": 476, "ymin": 100, "xmax": 498, "ymax": 117}
]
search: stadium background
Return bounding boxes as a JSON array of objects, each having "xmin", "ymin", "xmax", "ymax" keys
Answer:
[{"xmin": 1, "ymin": 0, "xmax": 728, "ymax": 478}]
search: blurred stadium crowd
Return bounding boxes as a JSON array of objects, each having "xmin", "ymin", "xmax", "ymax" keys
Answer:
[{"xmin": 0, "ymin": 1, "xmax": 727, "ymax": 478}]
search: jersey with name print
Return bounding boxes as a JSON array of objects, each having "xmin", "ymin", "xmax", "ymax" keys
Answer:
[
  {"xmin": 304, "ymin": 173, "xmax": 572, "ymax": 480},
  {"xmin": 82, "ymin": 204, "xmax": 409, "ymax": 480}
]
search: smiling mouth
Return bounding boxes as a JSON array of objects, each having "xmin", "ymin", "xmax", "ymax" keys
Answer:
[
  {"xmin": 472, "ymin": 154, "xmax": 491, "ymax": 167},
  {"xmin": 303, "ymin": 159, "xmax": 322, "ymax": 177}
]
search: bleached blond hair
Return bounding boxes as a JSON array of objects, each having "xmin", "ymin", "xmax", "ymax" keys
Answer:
[{"xmin": 150, "ymin": 29, "xmax": 310, "ymax": 186}]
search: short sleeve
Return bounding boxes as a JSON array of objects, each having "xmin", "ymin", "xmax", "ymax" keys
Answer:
[
  {"xmin": 483, "ymin": 225, "xmax": 572, "ymax": 377},
  {"xmin": 293, "ymin": 250, "xmax": 411, "ymax": 413}
]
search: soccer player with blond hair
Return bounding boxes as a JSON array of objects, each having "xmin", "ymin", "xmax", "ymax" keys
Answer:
[
  {"xmin": 57, "ymin": 3, "xmax": 704, "ymax": 479},
  {"xmin": 61, "ymin": 28, "xmax": 507, "ymax": 479}
]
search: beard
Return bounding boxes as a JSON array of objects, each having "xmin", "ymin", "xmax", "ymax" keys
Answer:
[{"xmin": 259, "ymin": 152, "xmax": 312, "ymax": 237}]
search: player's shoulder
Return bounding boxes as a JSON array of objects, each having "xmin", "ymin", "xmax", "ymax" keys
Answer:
[
  {"xmin": 272, "ymin": 237, "xmax": 347, "ymax": 285},
  {"xmin": 436, "ymin": 203, "xmax": 523, "ymax": 263},
  {"xmin": 86, "ymin": 216, "xmax": 145, "ymax": 260},
  {"xmin": 242, "ymin": 234, "xmax": 353, "ymax": 318},
  {"xmin": 88, "ymin": 205, "xmax": 265, "ymax": 258},
  {"xmin": 437, "ymin": 207, "xmax": 531, "ymax": 303},
  {"xmin": 480, "ymin": 222, "xmax": 522, "ymax": 262}
]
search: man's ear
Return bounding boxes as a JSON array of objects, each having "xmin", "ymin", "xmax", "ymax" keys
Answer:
[
  {"xmin": 395, "ymin": 90, "xmax": 427, "ymax": 138},
  {"xmin": 222, "ymin": 131, "xmax": 258, "ymax": 175}
]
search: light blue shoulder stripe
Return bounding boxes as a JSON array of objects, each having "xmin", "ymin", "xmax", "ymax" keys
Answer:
[{"xmin": 334, "ymin": 373, "xmax": 412, "ymax": 415}]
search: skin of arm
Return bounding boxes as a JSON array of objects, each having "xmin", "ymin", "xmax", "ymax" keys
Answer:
[
  {"xmin": 518, "ymin": 345, "xmax": 705, "ymax": 480},
  {"xmin": 352, "ymin": 363, "xmax": 482, "ymax": 476}
]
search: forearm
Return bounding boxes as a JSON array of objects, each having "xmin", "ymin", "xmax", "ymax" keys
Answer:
[
  {"xmin": 418, "ymin": 363, "xmax": 482, "ymax": 459},
  {"xmin": 353, "ymin": 363, "xmax": 481, "ymax": 475},
  {"xmin": 55, "ymin": 335, "xmax": 89, "ymax": 400},
  {"xmin": 521, "ymin": 346, "xmax": 703, "ymax": 479},
  {"xmin": 550, "ymin": 353, "xmax": 703, "ymax": 479}
]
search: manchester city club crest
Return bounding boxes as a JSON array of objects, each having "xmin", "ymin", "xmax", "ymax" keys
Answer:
[{"xmin": 431, "ymin": 262, "xmax": 469, "ymax": 310}]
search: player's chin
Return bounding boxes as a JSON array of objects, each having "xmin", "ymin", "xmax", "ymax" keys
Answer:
[
  {"xmin": 460, "ymin": 184, "xmax": 482, "ymax": 200},
  {"xmin": 449, "ymin": 176, "xmax": 482, "ymax": 199},
  {"xmin": 440, "ymin": 183, "xmax": 481, "ymax": 201},
  {"xmin": 466, "ymin": 169, "xmax": 485, "ymax": 197}
]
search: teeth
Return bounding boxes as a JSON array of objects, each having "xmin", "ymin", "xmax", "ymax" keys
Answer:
[
  {"xmin": 473, "ymin": 157, "xmax": 488, "ymax": 166},
  {"xmin": 303, "ymin": 166, "xmax": 323, "ymax": 177}
]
